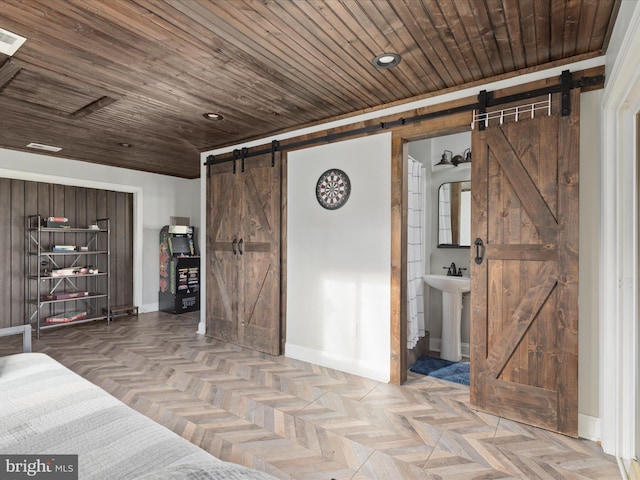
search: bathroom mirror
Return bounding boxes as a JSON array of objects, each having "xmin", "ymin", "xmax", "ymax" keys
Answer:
[{"xmin": 438, "ymin": 181, "xmax": 471, "ymax": 248}]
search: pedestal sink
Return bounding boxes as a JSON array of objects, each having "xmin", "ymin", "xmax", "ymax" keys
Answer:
[{"xmin": 423, "ymin": 274, "xmax": 470, "ymax": 362}]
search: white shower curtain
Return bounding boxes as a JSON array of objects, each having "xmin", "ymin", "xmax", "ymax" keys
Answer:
[{"xmin": 407, "ymin": 156, "xmax": 425, "ymax": 349}]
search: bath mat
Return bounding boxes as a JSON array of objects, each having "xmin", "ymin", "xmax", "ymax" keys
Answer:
[{"xmin": 410, "ymin": 355, "xmax": 470, "ymax": 386}]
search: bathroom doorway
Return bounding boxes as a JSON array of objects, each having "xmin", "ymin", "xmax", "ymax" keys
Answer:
[{"xmin": 406, "ymin": 131, "xmax": 472, "ymax": 369}]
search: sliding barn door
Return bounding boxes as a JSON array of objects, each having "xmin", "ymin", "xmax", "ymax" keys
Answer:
[
  {"xmin": 238, "ymin": 154, "xmax": 281, "ymax": 354},
  {"xmin": 207, "ymin": 161, "xmax": 241, "ymax": 344},
  {"xmin": 206, "ymin": 153, "xmax": 281, "ymax": 355},
  {"xmin": 470, "ymin": 90, "xmax": 579, "ymax": 436}
]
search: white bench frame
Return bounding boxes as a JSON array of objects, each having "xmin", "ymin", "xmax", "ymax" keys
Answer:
[{"xmin": 0, "ymin": 325, "xmax": 32, "ymax": 353}]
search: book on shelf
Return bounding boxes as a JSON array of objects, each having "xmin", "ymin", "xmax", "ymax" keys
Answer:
[
  {"xmin": 43, "ymin": 217, "xmax": 70, "ymax": 228},
  {"xmin": 53, "ymin": 245, "xmax": 76, "ymax": 251},
  {"xmin": 49, "ymin": 268, "xmax": 76, "ymax": 277},
  {"xmin": 41, "ymin": 291, "xmax": 89, "ymax": 301},
  {"xmin": 49, "ymin": 266, "xmax": 98, "ymax": 276},
  {"xmin": 45, "ymin": 311, "xmax": 87, "ymax": 323}
]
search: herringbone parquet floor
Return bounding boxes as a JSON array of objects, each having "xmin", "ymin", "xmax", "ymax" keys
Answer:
[{"xmin": 0, "ymin": 312, "xmax": 621, "ymax": 479}]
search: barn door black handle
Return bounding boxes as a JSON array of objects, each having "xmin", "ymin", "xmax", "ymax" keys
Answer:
[
  {"xmin": 238, "ymin": 238, "xmax": 243, "ymax": 255},
  {"xmin": 232, "ymin": 238, "xmax": 237, "ymax": 255},
  {"xmin": 474, "ymin": 238, "xmax": 484, "ymax": 264}
]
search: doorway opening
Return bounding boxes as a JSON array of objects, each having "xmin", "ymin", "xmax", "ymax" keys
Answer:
[{"xmin": 406, "ymin": 131, "xmax": 472, "ymax": 373}]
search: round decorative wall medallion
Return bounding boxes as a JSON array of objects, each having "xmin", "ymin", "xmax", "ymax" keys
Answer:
[{"xmin": 316, "ymin": 168, "xmax": 351, "ymax": 210}]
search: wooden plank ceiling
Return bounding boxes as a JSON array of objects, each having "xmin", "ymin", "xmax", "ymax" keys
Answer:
[{"xmin": 0, "ymin": 0, "xmax": 620, "ymax": 179}]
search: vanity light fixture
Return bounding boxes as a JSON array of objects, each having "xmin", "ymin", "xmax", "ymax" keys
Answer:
[
  {"xmin": 372, "ymin": 52, "xmax": 401, "ymax": 69},
  {"xmin": 434, "ymin": 149, "xmax": 453, "ymax": 168},
  {"xmin": 203, "ymin": 112, "xmax": 224, "ymax": 120},
  {"xmin": 452, "ymin": 148, "xmax": 472, "ymax": 166},
  {"xmin": 462, "ymin": 148, "xmax": 472, "ymax": 164}
]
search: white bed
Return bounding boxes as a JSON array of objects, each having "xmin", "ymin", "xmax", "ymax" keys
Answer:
[{"xmin": 0, "ymin": 326, "xmax": 277, "ymax": 480}]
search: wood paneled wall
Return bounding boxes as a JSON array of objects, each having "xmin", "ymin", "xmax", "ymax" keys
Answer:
[{"xmin": 0, "ymin": 177, "xmax": 133, "ymax": 329}]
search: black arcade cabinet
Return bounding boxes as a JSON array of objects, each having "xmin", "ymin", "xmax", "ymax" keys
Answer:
[{"xmin": 159, "ymin": 225, "xmax": 200, "ymax": 314}]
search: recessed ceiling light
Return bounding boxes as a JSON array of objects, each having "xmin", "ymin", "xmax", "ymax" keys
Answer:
[
  {"xmin": 372, "ymin": 52, "xmax": 401, "ymax": 69},
  {"xmin": 0, "ymin": 27, "xmax": 26, "ymax": 56},
  {"xmin": 203, "ymin": 112, "xmax": 223, "ymax": 120},
  {"xmin": 26, "ymin": 142, "xmax": 62, "ymax": 152}
]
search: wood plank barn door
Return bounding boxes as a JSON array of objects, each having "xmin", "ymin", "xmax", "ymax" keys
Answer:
[
  {"xmin": 237, "ymin": 153, "xmax": 281, "ymax": 354},
  {"xmin": 206, "ymin": 153, "xmax": 282, "ymax": 355},
  {"xmin": 470, "ymin": 90, "xmax": 579, "ymax": 436},
  {"xmin": 207, "ymin": 161, "xmax": 241, "ymax": 345}
]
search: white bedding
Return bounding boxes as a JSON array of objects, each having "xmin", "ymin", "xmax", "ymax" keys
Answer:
[{"xmin": 0, "ymin": 353, "xmax": 276, "ymax": 480}]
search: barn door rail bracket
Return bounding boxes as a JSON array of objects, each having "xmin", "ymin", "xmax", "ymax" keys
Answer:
[
  {"xmin": 241, "ymin": 147, "xmax": 248, "ymax": 173},
  {"xmin": 271, "ymin": 140, "xmax": 279, "ymax": 167},
  {"xmin": 561, "ymin": 70, "xmax": 572, "ymax": 116},
  {"xmin": 232, "ymin": 149, "xmax": 239, "ymax": 174},
  {"xmin": 203, "ymin": 69, "xmax": 603, "ymax": 167},
  {"xmin": 477, "ymin": 90, "xmax": 490, "ymax": 130}
]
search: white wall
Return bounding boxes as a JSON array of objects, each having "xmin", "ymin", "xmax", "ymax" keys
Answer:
[
  {"xmin": 0, "ymin": 147, "xmax": 200, "ymax": 312},
  {"xmin": 286, "ymin": 133, "xmax": 392, "ymax": 382},
  {"xmin": 578, "ymin": 90, "xmax": 602, "ymax": 422}
]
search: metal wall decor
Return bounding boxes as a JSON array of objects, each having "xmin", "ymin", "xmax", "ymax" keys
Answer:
[{"xmin": 316, "ymin": 168, "xmax": 351, "ymax": 210}]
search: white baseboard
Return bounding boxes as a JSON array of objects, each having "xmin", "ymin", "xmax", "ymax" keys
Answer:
[
  {"xmin": 141, "ymin": 302, "xmax": 159, "ymax": 313},
  {"xmin": 284, "ymin": 343, "xmax": 390, "ymax": 383},
  {"xmin": 429, "ymin": 337, "xmax": 470, "ymax": 358},
  {"xmin": 197, "ymin": 321, "xmax": 206, "ymax": 335},
  {"xmin": 578, "ymin": 413, "xmax": 602, "ymax": 442}
]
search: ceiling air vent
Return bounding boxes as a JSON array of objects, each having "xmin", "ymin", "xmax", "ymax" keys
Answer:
[
  {"xmin": 0, "ymin": 28, "xmax": 26, "ymax": 56},
  {"xmin": 26, "ymin": 143, "xmax": 62, "ymax": 152}
]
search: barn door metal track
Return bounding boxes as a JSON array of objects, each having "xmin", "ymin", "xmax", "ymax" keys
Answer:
[{"xmin": 205, "ymin": 70, "xmax": 602, "ymax": 175}]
